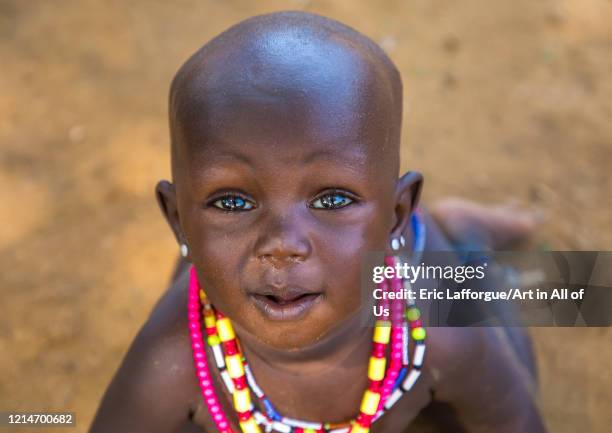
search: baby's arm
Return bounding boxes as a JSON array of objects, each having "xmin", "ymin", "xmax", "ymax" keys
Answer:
[
  {"xmin": 430, "ymin": 327, "xmax": 547, "ymax": 433},
  {"xmin": 89, "ymin": 280, "xmax": 199, "ymax": 433}
]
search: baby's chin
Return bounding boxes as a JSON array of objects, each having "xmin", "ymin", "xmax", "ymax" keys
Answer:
[{"xmin": 255, "ymin": 324, "xmax": 332, "ymax": 352}]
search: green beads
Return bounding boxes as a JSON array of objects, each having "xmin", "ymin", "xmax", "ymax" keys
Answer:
[
  {"xmin": 411, "ymin": 327, "xmax": 426, "ymax": 341},
  {"xmin": 406, "ymin": 307, "xmax": 420, "ymax": 321}
]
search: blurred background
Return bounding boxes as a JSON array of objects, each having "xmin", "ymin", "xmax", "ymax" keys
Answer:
[{"xmin": 1, "ymin": 0, "xmax": 611, "ymax": 432}]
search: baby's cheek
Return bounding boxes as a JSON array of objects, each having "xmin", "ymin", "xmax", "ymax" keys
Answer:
[
  {"xmin": 315, "ymin": 221, "xmax": 387, "ymax": 316},
  {"xmin": 193, "ymin": 250, "xmax": 244, "ymax": 309},
  {"xmin": 320, "ymin": 251, "xmax": 365, "ymax": 307}
]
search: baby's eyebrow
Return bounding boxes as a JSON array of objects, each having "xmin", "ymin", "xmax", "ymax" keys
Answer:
[
  {"xmin": 303, "ymin": 149, "xmax": 337, "ymax": 164},
  {"xmin": 302, "ymin": 147, "xmax": 368, "ymax": 166},
  {"xmin": 199, "ymin": 150, "xmax": 253, "ymax": 166}
]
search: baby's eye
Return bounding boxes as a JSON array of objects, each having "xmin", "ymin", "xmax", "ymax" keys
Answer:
[
  {"xmin": 212, "ymin": 195, "xmax": 255, "ymax": 211},
  {"xmin": 310, "ymin": 192, "xmax": 354, "ymax": 210}
]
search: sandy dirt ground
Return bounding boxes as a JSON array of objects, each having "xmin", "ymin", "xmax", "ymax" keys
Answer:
[{"xmin": 1, "ymin": 1, "xmax": 611, "ymax": 432}]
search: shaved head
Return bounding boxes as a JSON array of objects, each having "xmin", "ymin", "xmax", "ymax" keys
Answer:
[{"xmin": 168, "ymin": 11, "xmax": 403, "ymax": 179}]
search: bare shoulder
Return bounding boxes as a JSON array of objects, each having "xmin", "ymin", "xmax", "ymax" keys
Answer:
[
  {"xmin": 89, "ymin": 270, "xmax": 201, "ymax": 433},
  {"xmin": 421, "ymin": 208, "xmax": 538, "ymax": 393},
  {"xmin": 137, "ymin": 268, "xmax": 198, "ymax": 400},
  {"xmin": 416, "ymin": 212, "xmax": 545, "ymax": 431}
]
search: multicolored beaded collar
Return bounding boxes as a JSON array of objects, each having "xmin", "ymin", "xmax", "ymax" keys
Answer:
[{"xmin": 188, "ymin": 212, "xmax": 427, "ymax": 433}]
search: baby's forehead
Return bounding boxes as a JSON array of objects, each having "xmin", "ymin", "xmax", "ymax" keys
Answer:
[{"xmin": 170, "ymin": 12, "xmax": 402, "ymax": 175}]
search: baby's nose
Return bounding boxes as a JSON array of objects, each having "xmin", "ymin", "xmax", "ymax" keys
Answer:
[{"xmin": 253, "ymin": 214, "xmax": 312, "ymax": 267}]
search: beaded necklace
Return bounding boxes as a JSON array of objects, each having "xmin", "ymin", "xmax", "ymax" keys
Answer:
[{"xmin": 188, "ymin": 212, "xmax": 427, "ymax": 433}]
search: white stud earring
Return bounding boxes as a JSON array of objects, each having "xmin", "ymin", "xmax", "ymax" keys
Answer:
[
  {"xmin": 180, "ymin": 243, "xmax": 189, "ymax": 258},
  {"xmin": 390, "ymin": 238, "xmax": 401, "ymax": 251},
  {"xmin": 400, "ymin": 235, "xmax": 406, "ymax": 247}
]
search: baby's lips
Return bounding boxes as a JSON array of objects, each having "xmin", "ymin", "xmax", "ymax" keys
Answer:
[{"xmin": 250, "ymin": 284, "xmax": 322, "ymax": 303}]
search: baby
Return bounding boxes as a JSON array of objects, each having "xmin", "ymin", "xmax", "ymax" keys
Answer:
[{"xmin": 90, "ymin": 12, "xmax": 546, "ymax": 433}]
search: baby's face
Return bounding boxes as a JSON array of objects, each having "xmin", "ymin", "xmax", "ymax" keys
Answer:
[
  {"xmin": 173, "ymin": 93, "xmax": 399, "ymax": 350},
  {"xmin": 162, "ymin": 24, "xmax": 410, "ymax": 350}
]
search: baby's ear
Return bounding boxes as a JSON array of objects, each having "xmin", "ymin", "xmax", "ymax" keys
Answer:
[
  {"xmin": 391, "ymin": 171, "xmax": 423, "ymax": 238},
  {"xmin": 155, "ymin": 180, "xmax": 183, "ymax": 244}
]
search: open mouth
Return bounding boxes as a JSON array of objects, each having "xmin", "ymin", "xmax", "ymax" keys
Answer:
[
  {"xmin": 259, "ymin": 292, "xmax": 319, "ymax": 304},
  {"xmin": 249, "ymin": 291, "xmax": 322, "ymax": 321}
]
